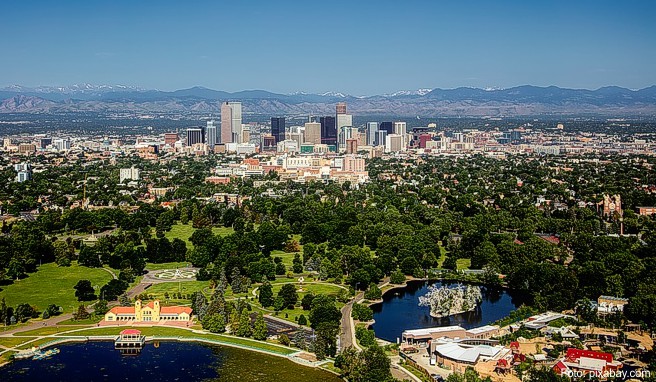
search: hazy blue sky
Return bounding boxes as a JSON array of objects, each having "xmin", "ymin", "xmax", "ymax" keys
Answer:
[{"xmin": 1, "ymin": 0, "xmax": 655, "ymax": 94}]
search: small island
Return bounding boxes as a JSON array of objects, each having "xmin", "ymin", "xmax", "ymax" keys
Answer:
[{"xmin": 418, "ymin": 284, "xmax": 483, "ymax": 318}]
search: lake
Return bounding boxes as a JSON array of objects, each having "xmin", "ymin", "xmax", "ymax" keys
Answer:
[
  {"xmin": 371, "ymin": 280, "xmax": 526, "ymax": 342},
  {"xmin": 2, "ymin": 341, "xmax": 342, "ymax": 382}
]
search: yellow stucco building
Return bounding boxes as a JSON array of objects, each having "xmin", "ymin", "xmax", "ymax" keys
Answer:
[{"xmin": 104, "ymin": 300, "xmax": 192, "ymax": 322}]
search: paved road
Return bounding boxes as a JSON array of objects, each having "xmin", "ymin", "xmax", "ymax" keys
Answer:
[{"xmin": 340, "ymin": 300, "xmax": 355, "ymax": 350}]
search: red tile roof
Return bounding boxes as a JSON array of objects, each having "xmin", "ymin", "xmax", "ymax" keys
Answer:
[
  {"xmin": 161, "ymin": 306, "xmax": 192, "ymax": 314},
  {"xmin": 109, "ymin": 307, "xmax": 135, "ymax": 314},
  {"xmin": 566, "ymin": 348, "xmax": 613, "ymax": 363}
]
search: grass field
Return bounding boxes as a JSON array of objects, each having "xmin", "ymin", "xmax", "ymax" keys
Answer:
[
  {"xmin": 11, "ymin": 325, "xmax": 90, "ymax": 337},
  {"xmin": 456, "ymin": 258, "xmax": 471, "ymax": 270},
  {"xmin": 145, "ymin": 262, "xmax": 191, "ymax": 271},
  {"xmin": 51, "ymin": 327, "xmax": 296, "ymax": 355},
  {"xmin": 0, "ymin": 262, "xmax": 114, "ymax": 314},
  {"xmin": 0, "ymin": 336, "xmax": 37, "ymax": 348},
  {"xmin": 158, "ymin": 223, "xmax": 235, "ymax": 249}
]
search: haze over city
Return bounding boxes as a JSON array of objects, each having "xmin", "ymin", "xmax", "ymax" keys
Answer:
[
  {"xmin": 2, "ymin": 2, "xmax": 656, "ymax": 382},
  {"xmin": 2, "ymin": 0, "xmax": 656, "ymax": 94}
]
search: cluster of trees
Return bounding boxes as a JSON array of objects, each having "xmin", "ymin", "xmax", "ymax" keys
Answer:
[
  {"xmin": 0, "ymin": 298, "xmax": 61, "ymax": 325},
  {"xmin": 191, "ymin": 285, "xmax": 267, "ymax": 340},
  {"xmin": 334, "ymin": 345, "xmax": 393, "ymax": 382}
]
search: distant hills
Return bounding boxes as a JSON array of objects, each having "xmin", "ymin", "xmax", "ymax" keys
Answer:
[{"xmin": 1, "ymin": 84, "xmax": 655, "ymax": 117}]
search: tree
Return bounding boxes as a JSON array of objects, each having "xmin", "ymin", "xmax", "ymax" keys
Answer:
[
  {"xmin": 15, "ymin": 303, "xmax": 36, "ymax": 322},
  {"xmin": 364, "ymin": 283, "xmax": 382, "ymax": 300},
  {"xmin": 54, "ymin": 241, "xmax": 73, "ymax": 266},
  {"xmin": 253, "ymin": 312, "xmax": 268, "ymax": 340},
  {"xmin": 118, "ymin": 293, "xmax": 131, "ymax": 307},
  {"xmin": 202, "ymin": 313, "xmax": 226, "ymax": 333},
  {"xmin": 352, "ymin": 303, "xmax": 373, "ymax": 321},
  {"xmin": 355, "ymin": 326, "xmax": 376, "ymax": 347},
  {"xmin": 301, "ymin": 293, "xmax": 315, "ymax": 310},
  {"xmin": 74, "ymin": 279, "xmax": 97, "ymax": 301},
  {"xmin": 353, "ymin": 344, "xmax": 392, "ymax": 382},
  {"xmin": 73, "ymin": 304, "xmax": 90, "ymax": 320},
  {"xmin": 309, "ymin": 295, "xmax": 341, "ymax": 329},
  {"xmin": 314, "ymin": 321, "xmax": 339, "ymax": 360},
  {"xmin": 390, "ymin": 270, "xmax": 406, "ymax": 284},
  {"xmin": 78, "ymin": 245, "xmax": 101, "ymax": 267},
  {"xmin": 278, "ymin": 333, "xmax": 291, "ymax": 346},
  {"xmin": 273, "ymin": 296, "xmax": 285, "ymax": 312},
  {"xmin": 258, "ymin": 281, "xmax": 274, "ymax": 308},
  {"xmin": 575, "ymin": 298, "xmax": 597, "ymax": 323},
  {"xmin": 278, "ymin": 284, "xmax": 298, "ymax": 309},
  {"xmin": 235, "ymin": 311, "xmax": 252, "ymax": 337},
  {"xmin": 191, "ymin": 292, "xmax": 209, "ymax": 320},
  {"xmin": 298, "ymin": 314, "xmax": 307, "ymax": 326},
  {"xmin": 292, "ymin": 253, "xmax": 303, "ymax": 273},
  {"xmin": 94, "ymin": 300, "xmax": 109, "ymax": 315},
  {"xmin": 100, "ymin": 279, "xmax": 128, "ymax": 301}
]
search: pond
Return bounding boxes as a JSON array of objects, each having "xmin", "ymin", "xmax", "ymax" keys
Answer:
[
  {"xmin": 2, "ymin": 341, "xmax": 342, "ymax": 382},
  {"xmin": 371, "ymin": 280, "xmax": 527, "ymax": 342}
]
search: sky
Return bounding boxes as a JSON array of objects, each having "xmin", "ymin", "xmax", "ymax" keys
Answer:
[{"xmin": 1, "ymin": 0, "xmax": 655, "ymax": 95}]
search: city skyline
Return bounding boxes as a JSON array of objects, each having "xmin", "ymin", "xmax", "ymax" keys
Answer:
[{"xmin": 1, "ymin": 1, "xmax": 655, "ymax": 94}]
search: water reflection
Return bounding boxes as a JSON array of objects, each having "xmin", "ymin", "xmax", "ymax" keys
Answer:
[
  {"xmin": 2, "ymin": 341, "xmax": 341, "ymax": 382},
  {"xmin": 371, "ymin": 280, "xmax": 526, "ymax": 342}
]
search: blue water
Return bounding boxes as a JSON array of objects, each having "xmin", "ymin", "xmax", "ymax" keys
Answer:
[
  {"xmin": 371, "ymin": 280, "xmax": 526, "ymax": 342},
  {"xmin": 2, "ymin": 341, "xmax": 341, "ymax": 382}
]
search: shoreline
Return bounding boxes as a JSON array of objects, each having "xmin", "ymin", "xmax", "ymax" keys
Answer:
[{"xmin": 0, "ymin": 329, "xmax": 333, "ymax": 372}]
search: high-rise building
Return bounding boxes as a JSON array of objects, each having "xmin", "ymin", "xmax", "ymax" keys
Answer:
[
  {"xmin": 394, "ymin": 121, "xmax": 407, "ymax": 147},
  {"xmin": 304, "ymin": 122, "xmax": 322, "ymax": 145},
  {"xmin": 53, "ymin": 138, "xmax": 71, "ymax": 151},
  {"xmin": 14, "ymin": 163, "xmax": 32, "ymax": 183},
  {"xmin": 376, "ymin": 130, "xmax": 388, "ymax": 147},
  {"xmin": 385, "ymin": 134, "xmax": 404, "ymax": 153},
  {"xmin": 379, "ymin": 122, "xmax": 394, "ymax": 135},
  {"xmin": 119, "ymin": 167, "xmax": 140, "ymax": 184},
  {"xmin": 242, "ymin": 126, "xmax": 251, "ymax": 144},
  {"xmin": 164, "ymin": 133, "xmax": 179, "ymax": 147},
  {"xmin": 271, "ymin": 117, "xmax": 286, "ymax": 144},
  {"xmin": 221, "ymin": 102, "xmax": 243, "ymax": 143},
  {"xmin": 262, "ymin": 135, "xmax": 276, "ymax": 151},
  {"xmin": 206, "ymin": 120, "xmax": 217, "ymax": 148},
  {"xmin": 186, "ymin": 127, "xmax": 204, "ymax": 146},
  {"xmin": 39, "ymin": 137, "xmax": 52, "ymax": 149},
  {"xmin": 366, "ymin": 122, "xmax": 379, "ymax": 146},
  {"xmin": 320, "ymin": 116, "xmax": 336, "ymax": 146},
  {"xmin": 346, "ymin": 138, "xmax": 358, "ymax": 154},
  {"xmin": 336, "ymin": 102, "xmax": 347, "ymax": 115},
  {"xmin": 336, "ymin": 102, "xmax": 353, "ymax": 149}
]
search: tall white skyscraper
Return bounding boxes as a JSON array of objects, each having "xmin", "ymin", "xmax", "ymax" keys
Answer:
[
  {"xmin": 206, "ymin": 120, "xmax": 217, "ymax": 148},
  {"xmin": 394, "ymin": 122, "xmax": 408, "ymax": 147},
  {"xmin": 221, "ymin": 102, "xmax": 243, "ymax": 143},
  {"xmin": 366, "ymin": 122, "xmax": 379, "ymax": 146}
]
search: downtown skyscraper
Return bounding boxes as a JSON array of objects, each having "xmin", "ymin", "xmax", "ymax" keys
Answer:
[
  {"xmin": 221, "ymin": 102, "xmax": 243, "ymax": 143},
  {"xmin": 271, "ymin": 117, "xmax": 286, "ymax": 144}
]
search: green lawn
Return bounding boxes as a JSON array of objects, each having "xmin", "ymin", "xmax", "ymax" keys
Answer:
[
  {"xmin": 456, "ymin": 258, "xmax": 471, "ymax": 270},
  {"xmin": 0, "ymin": 336, "xmax": 36, "ymax": 348},
  {"xmin": 145, "ymin": 262, "xmax": 191, "ymax": 271},
  {"xmin": 52, "ymin": 327, "xmax": 296, "ymax": 355},
  {"xmin": 270, "ymin": 250, "xmax": 298, "ymax": 269},
  {"xmin": 57, "ymin": 316, "xmax": 102, "ymax": 325},
  {"xmin": 144, "ymin": 281, "xmax": 208, "ymax": 303},
  {"xmin": 270, "ymin": 282, "xmax": 344, "ymax": 297},
  {"xmin": 158, "ymin": 223, "xmax": 235, "ymax": 249},
  {"xmin": 12, "ymin": 325, "xmax": 90, "ymax": 337},
  {"xmin": 0, "ymin": 262, "xmax": 114, "ymax": 314},
  {"xmin": 436, "ymin": 242, "xmax": 447, "ymax": 267}
]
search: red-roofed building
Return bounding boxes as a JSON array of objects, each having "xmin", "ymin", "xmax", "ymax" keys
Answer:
[
  {"xmin": 104, "ymin": 300, "xmax": 192, "ymax": 323},
  {"xmin": 552, "ymin": 348, "xmax": 622, "ymax": 377}
]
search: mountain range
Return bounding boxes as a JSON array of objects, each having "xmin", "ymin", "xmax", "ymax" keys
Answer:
[{"xmin": 1, "ymin": 84, "xmax": 655, "ymax": 117}]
